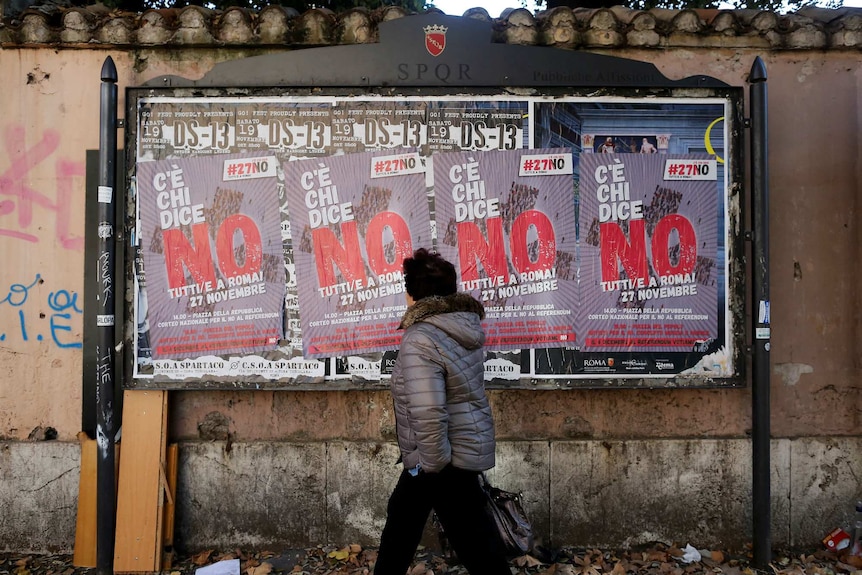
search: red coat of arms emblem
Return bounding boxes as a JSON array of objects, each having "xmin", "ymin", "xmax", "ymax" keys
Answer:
[{"xmin": 424, "ymin": 25, "xmax": 447, "ymax": 57}]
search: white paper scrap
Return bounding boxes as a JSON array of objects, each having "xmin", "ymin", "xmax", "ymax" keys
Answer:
[
  {"xmin": 679, "ymin": 544, "xmax": 702, "ymax": 564},
  {"xmin": 196, "ymin": 559, "xmax": 240, "ymax": 575}
]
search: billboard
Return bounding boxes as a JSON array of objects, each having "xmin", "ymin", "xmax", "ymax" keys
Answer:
[{"xmin": 129, "ymin": 94, "xmax": 741, "ymax": 388}]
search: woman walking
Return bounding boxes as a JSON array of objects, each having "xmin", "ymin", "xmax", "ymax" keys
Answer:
[{"xmin": 374, "ymin": 248, "xmax": 511, "ymax": 575}]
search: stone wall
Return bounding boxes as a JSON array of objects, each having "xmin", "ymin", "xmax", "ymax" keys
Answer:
[{"xmin": 0, "ymin": 4, "xmax": 859, "ymax": 554}]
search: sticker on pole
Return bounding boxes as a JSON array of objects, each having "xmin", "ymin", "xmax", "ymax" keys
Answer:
[
  {"xmin": 518, "ymin": 152, "xmax": 573, "ymax": 176},
  {"xmin": 663, "ymin": 159, "xmax": 717, "ymax": 180},
  {"xmin": 370, "ymin": 152, "xmax": 425, "ymax": 179},
  {"xmin": 758, "ymin": 300, "xmax": 770, "ymax": 324},
  {"xmin": 98, "ymin": 186, "xmax": 113, "ymax": 204},
  {"xmin": 223, "ymin": 156, "xmax": 278, "ymax": 181}
]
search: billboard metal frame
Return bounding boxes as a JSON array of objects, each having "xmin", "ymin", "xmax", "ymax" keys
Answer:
[{"xmin": 122, "ymin": 14, "xmax": 747, "ymax": 391}]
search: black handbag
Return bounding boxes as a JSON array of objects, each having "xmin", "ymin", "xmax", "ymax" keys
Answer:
[{"xmin": 480, "ymin": 473, "xmax": 534, "ymax": 557}]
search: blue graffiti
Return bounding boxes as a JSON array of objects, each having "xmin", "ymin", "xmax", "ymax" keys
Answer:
[
  {"xmin": 1, "ymin": 274, "xmax": 40, "ymax": 306},
  {"xmin": 1, "ymin": 274, "xmax": 83, "ymax": 349}
]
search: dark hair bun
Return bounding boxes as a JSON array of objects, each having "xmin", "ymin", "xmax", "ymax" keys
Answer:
[{"xmin": 403, "ymin": 248, "xmax": 457, "ymax": 301}]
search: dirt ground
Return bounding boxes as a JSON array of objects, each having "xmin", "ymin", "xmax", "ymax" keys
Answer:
[{"xmin": 3, "ymin": 544, "xmax": 862, "ymax": 575}]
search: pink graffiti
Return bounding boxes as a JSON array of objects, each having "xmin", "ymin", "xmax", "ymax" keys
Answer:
[{"xmin": 0, "ymin": 124, "xmax": 86, "ymax": 250}]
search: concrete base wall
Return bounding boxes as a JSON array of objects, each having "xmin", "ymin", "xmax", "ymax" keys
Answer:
[
  {"xmin": 3, "ymin": 437, "xmax": 860, "ymax": 554},
  {"xmin": 0, "ymin": 442, "xmax": 82, "ymax": 553}
]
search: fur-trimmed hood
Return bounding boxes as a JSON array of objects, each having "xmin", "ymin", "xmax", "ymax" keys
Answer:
[
  {"xmin": 399, "ymin": 292, "xmax": 485, "ymax": 329},
  {"xmin": 399, "ymin": 292, "xmax": 486, "ymax": 351}
]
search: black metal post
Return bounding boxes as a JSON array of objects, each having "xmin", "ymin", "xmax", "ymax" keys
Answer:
[
  {"xmin": 96, "ymin": 55, "xmax": 118, "ymax": 575},
  {"xmin": 749, "ymin": 56, "xmax": 771, "ymax": 569}
]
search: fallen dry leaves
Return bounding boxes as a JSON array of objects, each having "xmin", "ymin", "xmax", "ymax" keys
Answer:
[
  {"xmin": 572, "ymin": 552, "xmax": 601, "ymax": 575},
  {"xmin": 514, "ymin": 555, "xmax": 544, "ymax": 569},
  {"xmin": 192, "ymin": 550, "xmax": 215, "ymax": 566},
  {"xmin": 246, "ymin": 562, "xmax": 272, "ymax": 575},
  {"xmin": 4, "ymin": 542, "xmax": 862, "ymax": 575}
]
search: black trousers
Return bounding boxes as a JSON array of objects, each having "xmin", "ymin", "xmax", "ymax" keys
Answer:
[{"xmin": 374, "ymin": 465, "xmax": 512, "ymax": 575}]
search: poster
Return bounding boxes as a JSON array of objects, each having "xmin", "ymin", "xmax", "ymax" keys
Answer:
[
  {"xmin": 137, "ymin": 154, "xmax": 286, "ymax": 359},
  {"xmin": 579, "ymin": 153, "xmax": 719, "ymax": 368},
  {"xmin": 331, "ymin": 100, "xmax": 427, "ymax": 153},
  {"xmin": 433, "ymin": 148, "xmax": 577, "ymax": 351},
  {"xmin": 137, "ymin": 99, "xmax": 335, "ymax": 162},
  {"xmin": 131, "ymin": 95, "xmax": 737, "ymax": 385},
  {"xmin": 426, "ymin": 104, "xmax": 526, "ymax": 152},
  {"xmin": 283, "ymin": 150, "xmax": 432, "ymax": 358}
]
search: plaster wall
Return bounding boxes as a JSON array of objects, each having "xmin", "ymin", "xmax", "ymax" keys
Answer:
[{"xmin": 0, "ymin": 35, "xmax": 859, "ymax": 553}]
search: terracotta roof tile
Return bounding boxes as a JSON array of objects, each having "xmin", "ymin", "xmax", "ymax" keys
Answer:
[
  {"xmin": 1, "ymin": 3, "xmax": 860, "ymax": 49},
  {"xmin": 215, "ymin": 7, "xmax": 254, "ymax": 44}
]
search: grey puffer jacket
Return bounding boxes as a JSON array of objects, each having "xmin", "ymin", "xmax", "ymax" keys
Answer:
[{"xmin": 391, "ymin": 292, "xmax": 496, "ymax": 473}]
